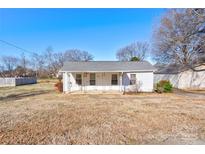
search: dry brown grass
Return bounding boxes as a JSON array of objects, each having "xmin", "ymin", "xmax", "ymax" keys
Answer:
[{"xmin": 0, "ymin": 82, "xmax": 205, "ymax": 144}]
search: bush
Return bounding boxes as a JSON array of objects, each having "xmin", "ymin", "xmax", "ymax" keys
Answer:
[
  {"xmin": 156, "ymin": 80, "xmax": 173, "ymax": 93},
  {"xmin": 130, "ymin": 56, "xmax": 140, "ymax": 61},
  {"xmin": 54, "ymin": 80, "xmax": 63, "ymax": 92}
]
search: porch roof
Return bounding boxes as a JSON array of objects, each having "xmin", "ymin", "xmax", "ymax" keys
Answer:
[{"xmin": 60, "ymin": 61, "xmax": 155, "ymax": 72}]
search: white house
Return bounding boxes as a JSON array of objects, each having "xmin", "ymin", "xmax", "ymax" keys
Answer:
[{"xmin": 60, "ymin": 61, "xmax": 155, "ymax": 93}]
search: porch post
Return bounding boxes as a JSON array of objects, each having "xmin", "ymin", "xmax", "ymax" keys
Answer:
[
  {"xmin": 63, "ymin": 72, "xmax": 68, "ymax": 92},
  {"xmin": 119, "ymin": 72, "xmax": 123, "ymax": 92},
  {"xmin": 67, "ymin": 73, "xmax": 71, "ymax": 92},
  {"xmin": 82, "ymin": 72, "xmax": 84, "ymax": 92}
]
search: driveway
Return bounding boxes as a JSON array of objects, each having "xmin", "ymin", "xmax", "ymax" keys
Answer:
[{"xmin": 173, "ymin": 88, "xmax": 205, "ymax": 99}]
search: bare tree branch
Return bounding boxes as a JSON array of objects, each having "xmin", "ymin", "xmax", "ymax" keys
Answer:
[
  {"xmin": 152, "ymin": 9, "xmax": 205, "ymax": 68},
  {"xmin": 116, "ymin": 42, "xmax": 149, "ymax": 61}
]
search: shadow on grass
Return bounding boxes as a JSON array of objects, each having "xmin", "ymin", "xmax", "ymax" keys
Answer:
[{"xmin": 0, "ymin": 90, "xmax": 53, "ymax": 102}]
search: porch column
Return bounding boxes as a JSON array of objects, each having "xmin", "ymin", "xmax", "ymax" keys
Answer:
[
  {"xmin": 82, "ymin": 72, "xmax": 84, "ymax": 92},
  {"xmin": 67, "ymin": 73, "xmax": 71, "ymax": 92},
  {"xmin": 119, "ymin": 72, "xmax": 123, "ymax": 92},
  {"xmin": 63, "ymin": 72, "xmax": 68, "ymax": 92}
]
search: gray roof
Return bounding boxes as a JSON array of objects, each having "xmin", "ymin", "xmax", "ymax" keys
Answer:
[
  {"xmin": 154, "ymin": 64, "xmax": 181, "ymax": 74},
  {"xmin": 60, "ymin": 61, "xmax": 155, "ymax": 72},
  {"xmin": 154, "ymin": 62, "xmax": 205, "ymax": 74}
]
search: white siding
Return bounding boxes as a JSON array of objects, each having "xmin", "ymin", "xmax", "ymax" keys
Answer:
[
  {"xmin": 67, "ymin": 72, "xmax": 121, "ymax": 92},
  {"xmin": 63, "ymin": 71, "xmax": 154, "ymax": 92},
  {"xmin": 123, "ymin": 72, "xmax": 154, "ymax": 92}
]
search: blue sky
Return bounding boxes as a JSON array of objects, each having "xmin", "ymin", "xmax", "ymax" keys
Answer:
[{"xmin": 0, "ymin": 8, "xmax": 165, "ymax": 61}]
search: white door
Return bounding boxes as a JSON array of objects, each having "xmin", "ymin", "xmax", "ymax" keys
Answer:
[{"xmin": 75, "ymin": 73, "xmax": 82, "ymax": 91}]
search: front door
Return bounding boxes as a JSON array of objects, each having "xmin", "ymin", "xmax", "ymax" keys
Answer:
[{"xmin": 75, "ymin": 73, "xmax": 82, "ymax": 91}]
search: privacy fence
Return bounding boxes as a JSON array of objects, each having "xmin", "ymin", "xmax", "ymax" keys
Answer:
[
  {"xmin": 0, "ymin": 77, "xmax": 37, "ymax": 87},
  {"xmin": 154, "ymin": 69, "xmax": 205, "ymax": 89}
]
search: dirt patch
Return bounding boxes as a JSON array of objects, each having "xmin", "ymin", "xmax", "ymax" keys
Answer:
[{"xmin": 0, "ymin": 83, "xmax": 205, "ymax": 144}]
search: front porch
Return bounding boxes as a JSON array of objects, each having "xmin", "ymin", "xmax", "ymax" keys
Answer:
[{"xmin": 63, "ymin": 72, "xmax": 124, "ymax": 93}]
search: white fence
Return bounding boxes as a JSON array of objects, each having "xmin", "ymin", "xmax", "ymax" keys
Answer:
[
  {"xmin": 154, "ymin": 69, "xmax": 205, "ymax": 89},
  {"xmin": 0, "ymin": 77, "xmax": 37, "ymax": 87}
]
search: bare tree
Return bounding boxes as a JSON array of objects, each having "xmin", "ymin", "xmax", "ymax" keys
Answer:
[
  {"xmin": 116, "ymin": 42, "xmax": 149, "ymax": 61},
  {"xmin": 64, "ymin": 49, "xmax": 94, "ymax": 61},
  {"xmin": 30, "ymin": 48, "xmax": 93, "ymax": 78},
  {"xmin": 54, "ymin": 52, "xmax": 65, "ymax": 68},
  {"xmin": 44, "ymin": 46, "xmax": 56, "ymax": 77},
  {"xmin": 19, "ymin": 52, "xmax": 31, "ymax": 76},
  {"xmin": 52, "ymin": 52, "xmax": 65, "ymax": 71},
  {"xmin": 1, "ymin": 56, "xmax": 19, "ymax": 76},
  {"xmin": 31, "ymin": 53, "xmax": 46, "ymax": 78},
  {"xmin": 46, "ymin": 51, "xmax": 65, "ymax": 77},
  {"xmin": 20, "ymin": 53, "xmax": 26, "ymax": 70},
  {"xmin": 0, "ymin": 64, "xmax": 5, "ymax": 77},
  {"xmin": 44, "ymin": 47, "xmax": 71, "ymax": 77},
  {"xmin": 152, "ymin": 9, "xmax": 205, "ymax": 67},
  {"xmin": 0, "ymin": 47, "xmax": 94, "ymax": 78}
]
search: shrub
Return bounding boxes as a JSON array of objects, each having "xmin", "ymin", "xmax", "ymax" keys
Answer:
[
  {"xmin": 54, "ymin": 80, "xmax": 63, "ymax": 92},
  {"xmin": 130, "ymin": 56, "xmax": 140, "ymax": 61},
  {"xmin": 163, "ymin": 82, "xmax": 173, "ymax": 92},
  {"xmin": 156, "ymin": 80, "xmax": 173, "ymax": 93}
]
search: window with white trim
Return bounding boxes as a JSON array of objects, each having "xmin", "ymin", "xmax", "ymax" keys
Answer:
[
  {"xmin": 130, "ymin": 74, "xmax": 136, "ymax": 85},
  {"xmin": 90, "ymin": 73, "xmax": 96, "ymax": 85},
  {"xmin": 76, "ymin": 74, "xmax": 82, "ymax": 85},
  {"xmin": 111, "ymin": 74, "xmax": 118, "ymax": 85}
]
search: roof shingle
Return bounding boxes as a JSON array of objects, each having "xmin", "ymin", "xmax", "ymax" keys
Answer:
[{"xmin": 60, "ymin": 61, "xmax": 155, "ymax": 72}]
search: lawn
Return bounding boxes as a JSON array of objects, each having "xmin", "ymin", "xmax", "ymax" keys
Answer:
[{"xmin": 0, "ymin": 81, "xmax": 205, "ymax": 144}]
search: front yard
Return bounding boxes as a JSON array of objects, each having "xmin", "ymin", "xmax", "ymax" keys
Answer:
[{"xmin": 0, "ymin": 81, "xmax": 205, "ymax": 144}]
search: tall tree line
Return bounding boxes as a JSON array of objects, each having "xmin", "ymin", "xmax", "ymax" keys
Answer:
[{"xmin": 0, "ymin": 48, "xmax": 94, "ymax": 78}]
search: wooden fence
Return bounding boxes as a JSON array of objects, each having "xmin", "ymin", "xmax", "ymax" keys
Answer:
[{"xmin": 0, "ymin": 77, "xmax": 37, "ymax": 87}]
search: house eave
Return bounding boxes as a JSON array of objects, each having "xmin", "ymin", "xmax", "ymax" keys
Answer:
[{"xmin": 59, "ymin": 70, "xmax": 155, "ymax": 73}]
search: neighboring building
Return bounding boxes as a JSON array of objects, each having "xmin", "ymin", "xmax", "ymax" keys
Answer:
[
  {"xmin": 154, "ymin": 63, "xmax": 205, "ymax": 89},
  {"xmin": 60, "ymin": 61, "xmax": 155, "ymax": 93}
]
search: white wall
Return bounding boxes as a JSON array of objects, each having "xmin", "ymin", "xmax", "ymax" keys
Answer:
[
  {"xmin": 82, "ymin": 72, "xmax": 121, "ymax": 91},
  {"xmin": 66, "ymin": 72, "xmax": 121, "ymax": 92},
  {"xmin": 63, "ymin": 71, "xmax": 154, "ymax": 92},
  {"xmin": 154, "ymin": 67, "xmax": 205, "ymax": 89},
  {"xmin": 123, "ymin": 72, "xmax": 154, "ymax": 92}
]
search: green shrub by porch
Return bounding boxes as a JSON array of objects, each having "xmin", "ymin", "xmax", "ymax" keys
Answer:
[{"xmin": 156, "ymin": 80, "xmax": 173, "ymax": 93}]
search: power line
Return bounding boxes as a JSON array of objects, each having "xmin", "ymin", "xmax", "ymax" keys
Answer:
[{"xmin": 0, "ymin": 39, "xmax": 35, "ymax": 54}]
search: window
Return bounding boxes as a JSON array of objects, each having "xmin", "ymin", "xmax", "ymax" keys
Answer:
[
  {"xmin": 130, "ymin": 74, "xmax": 136, "ymax": 85},
  {"xmin": 76, "ymin": 74, "xmax": 82, "ymax": 85},
  {"xmin": 111, "ymin": 74, "xmax": 118, "ymax": 85},
  {"xmin": 90, "ymin": 73, "xmax": 96, "ymax": 85}
]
